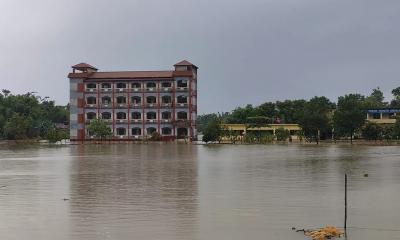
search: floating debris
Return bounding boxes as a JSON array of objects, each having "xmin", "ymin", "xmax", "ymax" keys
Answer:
[{"xmin": 294, "ymin": 226, "xmax": 343, "ymax": 240}]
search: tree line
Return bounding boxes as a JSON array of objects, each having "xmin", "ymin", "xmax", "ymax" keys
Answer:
[
  {"xmin": 199, "ymin": 87, "xmax": 400, "ymax": 143},
  {"xmin": 0, "ymin": 90, "xmax": 69, "ymax": 142}
]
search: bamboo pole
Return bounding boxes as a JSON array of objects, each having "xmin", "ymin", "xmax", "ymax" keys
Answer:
[{"xmin": 345, "ymin": 174, "xmax": 348, "ymax": 235}]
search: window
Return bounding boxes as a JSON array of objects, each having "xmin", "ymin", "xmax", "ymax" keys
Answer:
[
  {"xmin": 162, "ymin": 111, "xmax": 171, "ymax": 119},
  {"xmin": 147, "ymin": 96, "xmax": 156, "ymax": 104},
  {"xmin": 146, "ymin": 82, "xmax": 156, "ymax": 88},
  {"xmin": 131, "ymin": 96, "xmax": 141, "ymax": 104},
  {"xmin": 131, "ymin": 82, "xmax": 141, "ymax": 88},
  {"xmin": 177, "ymin": 128, "xmax": 188, "ymax": 137},
  {"xmin": 147, "ymin": 112, "xmax": 156, "ymax": 119},
  {"xmin": 161, "ymin": 82, "xmax": 171, "ymax": 88},
  {"xmin": 101, "ymin": 83, "xmax": 111, "ymax": 89},
  {"xmin": 116, "ymin": 83, "xmax": 126, "ymax": 89},
  {"xmin": 117, "ymin": 112, "xmax": 127, "ymax": 119},
  {"xmin": 117, "ymin": 96, "xmax": 126, "ymax": 104},
  {"xmin": 86, "ymin": 83, "xmax": 97, "ymax": 89},
  {"xmin": 177, "ymin": 80, "xmax": 187, "ymax": 88},
  {"xmin": 86, "ymin": 97, "xmax": 97, "ymax": 104},
  {"xmin": 162, "ymin": 127, "xmax": 172, "ymax": 135},
  {"xmin": 117, "ymin": 128, "xmax": 126, "ymax": 136},
  {"xmin": 102, "ymin": 96, "xmax": 111, "ymax": 104},
  {"xmin": 102, "ymin": 112, "xmax": 111, "ymax": 119},
  {"xmin": 177, "ymin": 95, "xmax": 187, "ymax": 104},
  {"xmin": 147, "ymin": 127, "xmax": 156, "ymax": 135},
  {"xmin": 132, "ymin": 112, "xmax": 141, "ymax": 119},
  {"xmin": 177, "ymin": 111, "xmax": 187, "ymax": 120},
  {"xmin": 372, "ymin": 113, "xmax": 381, "ymax": 119},
  {"xmin": 86, "ymin": 112, "xmax": 96, "ymax": 120},
  {"xmin": 162, "ymin": 96, "xmax": 171, "ymax": 104},
  {"xmin": 132, "ymin": 128, "xmax": 141, "ymax": 136}
]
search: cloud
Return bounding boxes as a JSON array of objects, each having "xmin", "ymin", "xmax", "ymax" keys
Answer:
[{"xmin": 1, "ymin": 0, "xmax": 400, "ymax": 113}]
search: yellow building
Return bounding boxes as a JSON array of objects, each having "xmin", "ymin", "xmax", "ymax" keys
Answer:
[{"xmin": 221, "ymin": 123, "xmax": 302, "ymax": 140}]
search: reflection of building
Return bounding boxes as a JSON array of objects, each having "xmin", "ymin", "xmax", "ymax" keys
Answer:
[
  {"xmin": 221, "ymin": 123, "xmax": 302, "ymax": 140},
  {"xmin": 366, "ymin": 108, "xmax": 400, "ymax": 125},
  {"xmin": 68, "ymin": 60, "xmax": 198, "ymax": 141}
]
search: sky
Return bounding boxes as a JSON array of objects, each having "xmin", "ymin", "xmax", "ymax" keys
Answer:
[{"xmin": 1, "ymin": 0, "xmax": 400, "ymax": 114}]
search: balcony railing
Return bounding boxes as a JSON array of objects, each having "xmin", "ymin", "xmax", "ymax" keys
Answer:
[
  {"xmin": 176, "ymin": 87, "xmax": 188, "ymax": 91},
  {"xmin": 85, "ymin": 119, "xmax": 96, "ymax": 124},
  {"xmin": 145, "ymin": 103, "xmax": 157, "ymax": 108},
  {"xmin": 102, "ymin": 119, "xmax": 113, "ymax": 123},
  {"xmin": 176, "ymin": 103, "xmax": 188, "ymax": 108},
  {"xmin": 130, "ymin": 88, "xmax": 142, "ymax": 92},
  {"xmin": 130, "ymin": 119, "xmax": 142, "ymax": 123},
  {"xmin": 100, "ymin": 88, "xmax": 112, "ymax": 93},
  {"xmin": 161, "ymin": 119, "xmax": 172, "ymax": 123},
  {"xmin": 161, "ymin": 103, "xmax": 172, "ymax": 107},
  {"xmin": 116, "ymin": 119, "xmax": 128, "ymax": 124},
  {"xmin": 145, "ymin": 87, "xmax": 156, "ymax": 92},
  {"xmin": 146, "ymin": 119, "xmax": 157, "ymax": 123},
  {"xmin": 85, "ymin": 104, "xmax": 97, "ymax": 108},
  {"xmin": 85, "ymin": 88, "xmax": 97, "ymax": 93},
  {"xmin": 116, "ymin": 103, "xmax": 127, "ymax": 108},
  {"xmin": 130, "ymin": 103, "xmax": 142, "ymax": 108},
  {"xmin": 161, "ymin": 87, "xmax": 172, "ymax": 92},
  {"xmin": 367, "ymin": 119, "xmax": 396, "ymax": 124},
  {"xmin": 115, "ymin": 88, "xmax": 128, "ymax": 93}
]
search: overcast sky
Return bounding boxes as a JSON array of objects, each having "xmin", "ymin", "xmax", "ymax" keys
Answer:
[{"xmin": 1, "ymin": 0, "xmax": 400, "ymax": 113}]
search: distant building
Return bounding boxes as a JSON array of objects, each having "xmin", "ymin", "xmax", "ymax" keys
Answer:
[
  {"xmin": 366, "ymin": 108, "xmax": 400, "ymax": 125},
  {"xmin": 68, "ymin": 60, "xmax": 198, "ymax": 141},
  {"xmin": 221, "ymin": 123, "xmax": 302, "ymax": 140}
]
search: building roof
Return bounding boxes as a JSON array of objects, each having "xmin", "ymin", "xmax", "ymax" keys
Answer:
[
  {"xmin": 174, "ymin": 60, "xmax": 198, "ymax": 68},
  {"xmin": 68, "ymin": 71, "xmax": 175, "ymax": 80},
  {"xmin": 72, "ymin": 63, "xmax": 98, "ymax": 70},
  {"xmin": 367, "ymin": 108, "xmax": 400, "ymax": 113}
]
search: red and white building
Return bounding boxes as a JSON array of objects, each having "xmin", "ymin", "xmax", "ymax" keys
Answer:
[{"xmin": 68, "ymin": 60, "xmax": 198, "ymax": 141}]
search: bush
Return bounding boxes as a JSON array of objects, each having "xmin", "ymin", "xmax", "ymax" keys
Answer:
[
  {"xmin": 275, "ymin": 128, "xmax": 290, "ymax": 141},
  {"xmin": 362, "ymin": 122, "xmax": 382, "ymax": 140},
  {"xmin": 149, "ymin": 132, "xmax": 162, "ymax": 141}
]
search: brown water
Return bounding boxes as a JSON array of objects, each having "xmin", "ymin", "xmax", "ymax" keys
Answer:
[{"xmin": 0, "ymin": 144, "xmax": 400, "ymax": 240}]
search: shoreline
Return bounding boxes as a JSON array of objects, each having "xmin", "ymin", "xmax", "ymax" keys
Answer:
[{"xmin": 1, "ymin": 139, "xmax": 400, "ymax": 146}]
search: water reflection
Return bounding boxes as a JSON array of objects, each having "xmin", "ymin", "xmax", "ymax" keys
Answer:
[
  {"xmin": 0, "ymin": 144, "xmax": 400, "ymax": 240},
  {"xmin": 68, "ymin": 144, "xmax": 198, "ymax": 240}
]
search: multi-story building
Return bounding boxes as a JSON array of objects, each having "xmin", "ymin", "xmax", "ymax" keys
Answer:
[{"xmin": 68, "ymin": 60, "xmax": 198, "ymax": 141}]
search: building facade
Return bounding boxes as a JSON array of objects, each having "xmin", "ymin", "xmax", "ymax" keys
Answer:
[
  {"xmin": 366, "ymin": 108, "xmax": 400, "ymax": 125},
  {"xmin": 221, "ymin": 124, "xmax": 302, "ymax": 140},
  {"xmin": 68, "ymin": 60, "xmax": 198, "ymax": 141}
]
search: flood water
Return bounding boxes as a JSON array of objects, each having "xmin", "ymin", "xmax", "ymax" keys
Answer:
[{"xmin": 0, "ymin": 143, "xmax": 400, "ymax": 240}]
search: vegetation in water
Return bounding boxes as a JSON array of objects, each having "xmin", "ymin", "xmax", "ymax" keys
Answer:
[
  {"xmin": 0, "ymin": 89, "xmax": 69, "ymax": 141},
  {"xmin": 197, "ymin": 86, "xmax": 400, "ymax": 144}
]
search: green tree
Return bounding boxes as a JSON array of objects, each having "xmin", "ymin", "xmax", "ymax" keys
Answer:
[
  {"xmin": 3, "ymin": 113, "xmax": 29, "ymax": 139},
  {"xmin": 86, "ymin": 119, "xmax": 112, "ymax": 139},
  {"xmin": 333, "ymin": 94, "xmax": 366, "ymax": 144},
  {"xmin": 46, "ymin": 127, "xmax": 69, "ymax": 143},
  {"xmin": 275, "ymin": 128, "xmax": 290, "ymax": 141},
  {"xmin": 299, "ymin": 96, "xmax": 335, "ymax": 144},
  {"xmin": 391, "ymin": 117, "xmax": 400, "ymax": 140},
  {"xmin": 202, "ymin": 117, "xmax": 222, "ymax": 143},
  {"xmin": 276, "ymin": 100, "xmax": 307, "ymax": 123},
  {"xmin": 364, "ymin": 87, "xmax": 386, "ymax": 108},
  {"xmin": 245, "ymin": 116, "xmax": 270, "ymax": 143},
  {"xmin": 226, "ymin": 104, "xmax": 258, "ymax": 123},
  {"xmin": 362, "ymin": 122, "xmax": 382, "ymax": 141},
  {"xmin": 390, "ymin": 87, "xmax": 400, "ymax": 108}
]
